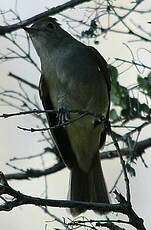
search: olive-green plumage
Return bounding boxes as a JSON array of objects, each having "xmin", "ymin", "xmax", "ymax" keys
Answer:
[{"xmin": 25, "ymin": 17, "xmax": 111, "ymax": 216}]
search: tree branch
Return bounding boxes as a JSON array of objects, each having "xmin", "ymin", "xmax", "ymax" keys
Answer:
[
  {"xmin": 0, "ymin": 0, "xmax": 92, "ymax": 35},
  {"xmin": 5, "ymin": 137, "xmax": 151, "ymax": 181},
  {"xmin": 5, "ymin": 161, "xmax": 65, "ymax": 180},
  {"xmin": 0, "ymin": 172, "xmax": 146, "ymax": 230},
  {"xmin": 101, "ymin": 138, "xmax": 151, "ymax": 160}
]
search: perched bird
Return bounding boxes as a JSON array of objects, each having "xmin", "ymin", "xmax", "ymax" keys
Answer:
[{"xmin": 24, "ymin": 17, "xmax": 111, "ymax": 216}]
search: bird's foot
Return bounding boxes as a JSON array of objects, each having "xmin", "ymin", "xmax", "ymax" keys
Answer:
[{"xmin": 56, "ymin": 107, "xmax": 70, "ymax": 125}]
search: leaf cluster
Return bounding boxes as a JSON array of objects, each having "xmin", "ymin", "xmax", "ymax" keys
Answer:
[{"xmin": 109, "ymin": 66, "xmax": 151, "ymax": 122}]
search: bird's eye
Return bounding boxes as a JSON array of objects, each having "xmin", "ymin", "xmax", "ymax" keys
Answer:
[{"xmin": 47, "ymin": 22, "xmax": 55, "ymax": 29}]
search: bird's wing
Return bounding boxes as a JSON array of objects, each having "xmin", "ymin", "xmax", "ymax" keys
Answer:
[
  {"xmin": 39, "ymin": 74, "xmax": 76, "ymax": 168},
  {"xmin": 87, "ymin": 46, "xmax": 111, "ymax": 147},
  {"xmin": 88, "ymin": 46, "xmax": 111, "ymax": 98}
]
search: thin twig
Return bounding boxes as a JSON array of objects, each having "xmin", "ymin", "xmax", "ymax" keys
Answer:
[
  {"xmin": 8, "ymin": 72, "xmax": 38, "ymax": 90},
  {"xmin": 115, "ymin": 58, "xmax": 151, "ymax": 70},
  {"xmin": 108, "ymin": 123, "xmax": 131, "ymax": 205}
]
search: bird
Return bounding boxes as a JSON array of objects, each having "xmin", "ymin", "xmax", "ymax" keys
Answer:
[{"xmin": 24, "ymin": 17, "xmax": 111, "ymax": 216}]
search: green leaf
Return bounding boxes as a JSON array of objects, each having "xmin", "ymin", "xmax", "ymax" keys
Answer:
[
  {"xmin": 109, "ymin": 65, "xmax": 118, "ymax": 80},
  {"xmin": 110, "ymin": 109, "xmax": 119, "ymax": 121},
  {"xmin": 137, "ymin": 72, "xmax": 151, "ymax": 98},
  {"xmin": 140, "ymin": 103, "xmax": 150, "ymax": 113}
]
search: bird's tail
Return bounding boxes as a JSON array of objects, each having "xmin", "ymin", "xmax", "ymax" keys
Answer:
[{"xmin": 68, "ymin": 154, "xmax": 110, "ymax": 216}]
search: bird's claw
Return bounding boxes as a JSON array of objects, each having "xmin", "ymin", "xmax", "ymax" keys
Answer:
[{"xmin": 56, "ymin": 108, "xmax": 70, "ymax": 125}]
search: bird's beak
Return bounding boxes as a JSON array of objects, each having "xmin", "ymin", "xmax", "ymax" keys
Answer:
[
  {"xmin": 23, "ymin": 27, "xmax": 32, "ymax": 33},
  {"xmin": 23, "ymin": 27, "xmax": 36, "ymax": 33}
]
